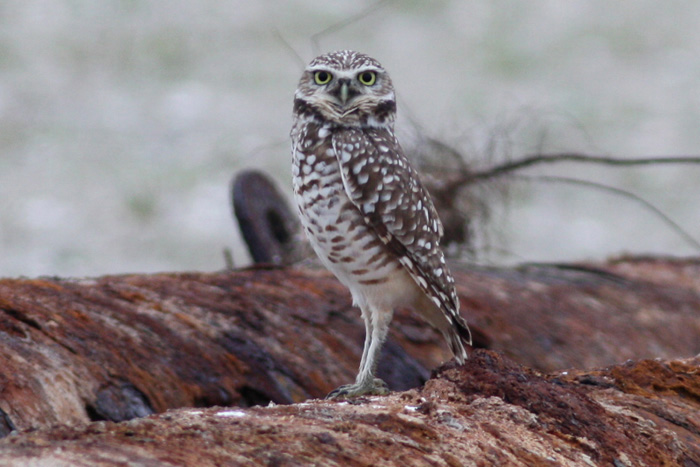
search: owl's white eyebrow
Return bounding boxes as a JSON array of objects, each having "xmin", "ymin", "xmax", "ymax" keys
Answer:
[{"xmin": 307, "ymin": 66, "xmax": 382, "ymax": 73}]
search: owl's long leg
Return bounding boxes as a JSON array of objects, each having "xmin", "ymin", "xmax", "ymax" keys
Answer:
[
  {"xmin": 357, "ymin": 307, "xmax": 373, "ymax": 377},
  {"xmin": 327, "ymin": 307, "xmax": 392, "ymax": 399}
]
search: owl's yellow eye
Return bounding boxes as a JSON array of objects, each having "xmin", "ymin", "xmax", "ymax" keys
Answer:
[
  {"xmin": 314, "ymin": 71, "xmax": 332, "ymax": 85},
  {"xmin": 358, "ymin": 71, "xmax": 376, "ymax": 86}
]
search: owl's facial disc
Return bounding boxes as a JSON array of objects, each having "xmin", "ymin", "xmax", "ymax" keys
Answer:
[
  {"xmin": 297, "ymin": 51, "xmax": 396, "ymax": 127},
  {"xmin": 309, "ymin": 66, "xmax": 382, "ymax": 108}
]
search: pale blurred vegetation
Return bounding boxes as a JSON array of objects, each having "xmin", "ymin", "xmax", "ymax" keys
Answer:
[{"xmin": 1, "ymin": 1, "xmax": 698, "ymax": 277}]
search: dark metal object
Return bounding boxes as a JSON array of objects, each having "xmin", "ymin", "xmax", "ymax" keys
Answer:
[{"xmin": 231, "ymin": 170, "xmax": 303, "ymax": 265}]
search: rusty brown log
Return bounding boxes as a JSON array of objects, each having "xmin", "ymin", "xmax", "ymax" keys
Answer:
[
  {"xmin": 1, "ymin": 351, "xmax": 698, "ymax": 466},
  {"xmin": 0, "ymin": 256, "xmax": 698, "ymax": 463},
  {"xmin": 456, "ymin": 256, "xmax": 700, "ymax": 371},
  {"xmin": 0, "ymin": 266, "xmax": 434, "ymax": 436}
]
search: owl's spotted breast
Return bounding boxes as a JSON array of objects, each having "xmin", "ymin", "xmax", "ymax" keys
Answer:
[
  {"xmin": 330, "ymin": 126, "xmax": 460, "ymax": 316},
  {"xmin": 292, "ymin": 123, "xmax": 407, "ymax": 292}
]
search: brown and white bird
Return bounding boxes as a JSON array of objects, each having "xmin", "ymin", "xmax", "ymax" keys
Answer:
[{"xmin": 291, "ymin": 50, "xmax": 471, "ymax": 398}]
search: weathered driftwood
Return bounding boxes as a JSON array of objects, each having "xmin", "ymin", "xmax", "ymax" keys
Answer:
[
  {"xmin": 0, "ymin": 256, "xmax": 698, "ymax": 464},
  {"xmin": 1, "ymin": 352, "xmax": 698, "ymax": 466}
]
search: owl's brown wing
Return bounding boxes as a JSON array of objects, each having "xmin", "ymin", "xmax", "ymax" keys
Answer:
[{"xmin": 332, "ymin": 127, "xmax": 469, "ymax": 338}]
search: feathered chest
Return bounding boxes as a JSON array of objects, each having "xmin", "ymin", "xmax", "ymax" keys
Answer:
[
  {"xmin": 291, "ymin": 121, "xmax": 358, "ymax": 244},
  {"xmin": 292, "ymin": 121, "xmax": 343, "ymax": 210},
  {"xmin": 291, "ymin": 120, "xmax": 405, "ymax": 291}
]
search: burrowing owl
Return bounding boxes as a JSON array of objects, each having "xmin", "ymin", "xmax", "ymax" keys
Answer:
[{"xmin": 291, "ymin": 50, "xmax": 471, "ymax": 398}]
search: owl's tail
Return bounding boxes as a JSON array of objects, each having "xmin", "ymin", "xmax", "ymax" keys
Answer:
[{"xmin": 445, "ymin": 315, "xmax": 472, "ymax": 365}]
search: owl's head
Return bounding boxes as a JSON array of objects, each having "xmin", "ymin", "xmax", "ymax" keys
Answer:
[{"xmin": 294, "ymin": 50, "xmax": 396, "ymax": 128}]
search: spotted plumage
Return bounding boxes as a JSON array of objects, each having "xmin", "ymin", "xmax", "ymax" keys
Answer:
[{"xmin": 291, "ymin": 50, "xmax": 471, "ymax": 398}]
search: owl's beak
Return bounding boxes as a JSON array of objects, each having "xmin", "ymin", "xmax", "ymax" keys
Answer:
[
  {"xmin": 339, "ymin": 82, "xmax": 350, "ymax": 105},
  {"xmin": 329, "ymin": 78, "xmax": 357, "ymax": 108}
]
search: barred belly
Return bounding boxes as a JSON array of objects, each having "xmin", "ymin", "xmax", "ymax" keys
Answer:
[{"xmin": 293, "ymin": 149, "xmax": 419, "ymax": 311}]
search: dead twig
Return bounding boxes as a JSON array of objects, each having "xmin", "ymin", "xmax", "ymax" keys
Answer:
[
  {"xmin": 470, "ymin": 153, "xmax": 700, "ymax": 181},
  {"xmin": 514, "ymin": 174, "xmax": 700, "ymax": 251},
  {"xmin": 311, "ymin": 0, "xmax": 393, "ymax": 55}
]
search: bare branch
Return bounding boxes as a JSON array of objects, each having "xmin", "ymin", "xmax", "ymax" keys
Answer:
[
  {"xmin": 472, "ymin": 153, "xmax": 700, "ymax": 181},
  {"xmin": 515, "ymin": 174, "xmax": 700, "ymax": 252},
  {"xmin": 311, "ymin": 0, "xmax": 393, "ymax": 54},
  {"xmin": 272, "ymin": 28, "xmax": 306, "ymax": 70}
]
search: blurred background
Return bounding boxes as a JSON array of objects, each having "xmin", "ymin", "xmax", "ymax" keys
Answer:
[{"xmin": 1, "ymin": 1, "xmax": 699, "ymax": 278}]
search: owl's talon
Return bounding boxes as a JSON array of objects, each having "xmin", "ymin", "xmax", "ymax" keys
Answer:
[
  {"xmin": 326, "ymin": 378, "xmax": 390, "ymax": 400},
  {"xmin": 372, "ymin": 378, "xmax": 389, "ymax": 391}
]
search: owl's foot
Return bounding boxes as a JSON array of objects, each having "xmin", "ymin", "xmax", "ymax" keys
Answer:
[{"xmin": 326, "ymin": 378, "xmax": 389, "ymax": 400}]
